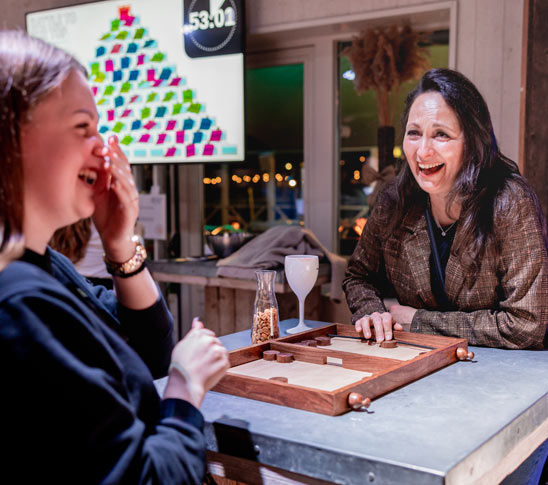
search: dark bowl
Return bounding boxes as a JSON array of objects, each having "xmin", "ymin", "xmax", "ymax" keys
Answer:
[{"xmin": 206, "ymin": 232, "xmax": 254, "ymax": 259}]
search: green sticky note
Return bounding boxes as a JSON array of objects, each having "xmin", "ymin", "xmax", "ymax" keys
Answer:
[
  {"xmin": 141, "ymin": 107, "xmax": 150, "ymax": 119},
  {"xmin": 134, "ymin": 28, "xmax": 145, "ymax": 39},
  {"xmin": 100, "ymin": 33, "xmax": 111, "ymax": 41},
  {"xmin": 113, "ymin": 122, "xmax": 124, "ymax": 133},
  {"xmin": 172, "ymin": 103, "xmax": 182, "ymax": 115},
  {"xmin": 96, "ymin": 98, "xmax": 106, "ymax": 105},
  {"xmin": 183, "ymin": 89, "xmax": 193, "ymax": 103},
  {"xmin": 163, "ymin": 92, "xmax": 175, "ymax": 102},
  {"xmin": 94, "ymin": 72, "xmax": 106, "ymax": 83},
  {"xmin": 115, "ymin": 31, "xmax": 128, "ymax": 40},
  {"xmin": 121, "ymin": 135, "xmax": 133, "ymax": 145},
  {"xmin": 111, "ymin": 19, "xmax": 120, "ymax": 31},
  {"xmin": 91, "ymin": 63, "xmax": 99, "ymax": 75},
  {"xmin": 104, "ymin": 85, "xmax": 114, "ymax": 96},
  {"xmin": 151, "ymin": 52, "xmax": 164, "ymax": 62},
  {"xmin": 188, "ymin": 103, "xmax": 201, "ymax": 114},
  {"xmin": 121, "ymin": 82, "xmax": 131, "ymax": 93},
  {"xmin": 146, "ymin": 93, "xmax": 157, "ymax": 102}
]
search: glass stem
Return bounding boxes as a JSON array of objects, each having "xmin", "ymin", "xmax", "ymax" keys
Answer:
[{"xmin": 299, "ymin": 298, "xmax": 305, "ymax": 326}]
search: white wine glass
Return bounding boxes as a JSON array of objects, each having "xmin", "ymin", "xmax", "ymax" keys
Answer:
[{"xmin": 284, "ymin": 255, "xmax": 319, "ymax": 334}]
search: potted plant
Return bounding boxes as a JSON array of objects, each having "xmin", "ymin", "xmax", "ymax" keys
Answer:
[{"xmin": 342, "ymin": 24, "xmax": 430, "ymax": 171}]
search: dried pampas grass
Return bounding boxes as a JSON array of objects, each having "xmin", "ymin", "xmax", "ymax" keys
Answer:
[{"xmin": 342, "ymin": 24, "xmax": 430, "ymax": 126}]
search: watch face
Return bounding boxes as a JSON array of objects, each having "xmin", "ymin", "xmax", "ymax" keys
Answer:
[{"xmin": 183, "ymin": 0, "xmax": 243, "ymax": 58}]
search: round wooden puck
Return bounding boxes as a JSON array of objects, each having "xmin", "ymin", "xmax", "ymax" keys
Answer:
[
  {"xmin": 315, "ymin": 336, "xmax": 331, "ymax": 346},
  {"xmin": 269, "ymin": 376, "xmax": 288, "ymax": 383},
  {"xmin": 263, "ymin": 350, "xmax": 280, "ymax": 361},
  {"xmin": 302, "ymin": 339, "xmax": 318, "ymax": 347},
  {"xmin": 276, "ymin": 352, "xmax": 294, "ymax": 363},
  {"xmin": 380, "ymin": 340, "xmax": 398, "ymax": 349}
]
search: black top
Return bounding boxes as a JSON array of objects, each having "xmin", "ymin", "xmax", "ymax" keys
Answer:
[{"xmin": 425, "ymin": 208, "xmax": 457, "ymax": 310}]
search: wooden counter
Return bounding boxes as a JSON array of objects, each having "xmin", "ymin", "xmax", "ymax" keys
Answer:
[{"xmin": 148, "ymin": 259, "xmax": 330, "ymax": 336}]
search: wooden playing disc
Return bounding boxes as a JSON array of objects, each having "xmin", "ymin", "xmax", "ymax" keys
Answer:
[
  {"xmin": 380, "ymin": 340, "xmax": 398, "ymax": 349},
  {"xmin": 269, "ymin": 376, "xmax": 289, "ymax": 383},
  {"xmin": 276, "ymin": 352, "xmax": 294, "ymax": 363},
  {"xmin": 315, "ymin": 336, "xmax": 331, "ymax": 346},
  {"xmin": 263, "ymin": 350, "xmax": 280, "ymax": 361},
  {"xmin": 302, "ymin": 339, "xmax": 318, "ymax": 347}
]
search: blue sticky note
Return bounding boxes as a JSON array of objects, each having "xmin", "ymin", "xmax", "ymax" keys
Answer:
[
  {"xmin": 131, "ymin": 120, "xmax": 142, "ymax": 130},
  {"xmin": 129, "ymin": 70, "xmax": 139, "ymax": 81},
  {"xmin": 183, "ymin": 119, "xmax": 194, "ymax": 130},
  {"xmin": 99, "ymin": 126, "xmax": 109, "ymax": 134},
  {"xmin": 155, "ymin": 106, "xmax": 167, "ymax": 117},
  {"xmin": 96, "ymin": 46, "xmax": 106, "ymax": 57},
  {"xmin": 121, "ymin": 57, "xmax": 130, "ymax": 69},
  {"xmin": 144, "ymin": 40, "xmax": 157, "ymax": 48},
  {"xmin": 127, "ymin": 43, "xmax": 138, "ymax": 53},
  {"xmin": 159, "ymin": 68, "xmax": 172, "ymax": 80},
  {"xmin": 193, "ymin": 132, "xmax": 203, "ymax": 143},
  {"xmin": 114, "ymin": 96, "xmax": 124, "ymax": 108},
  {"xmin": 199, "ymin": 118, "xmax": 212, "ymax": 130},
  {"xmin": 113, "ymin": 70, "xmax": 123, "ymax": 82}
]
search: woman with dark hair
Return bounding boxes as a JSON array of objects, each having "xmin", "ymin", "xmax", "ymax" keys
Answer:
[
  {"xmin": 0, "ymin": 30, "xmax": 228, "ymax": 483},
  {"xmin": 344, "ymin": 68, "xmax": 548, "ymax": 350}
]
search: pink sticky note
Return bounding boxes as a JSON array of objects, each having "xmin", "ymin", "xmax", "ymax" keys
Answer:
[
  {"xmin": 176, "ymin": 131, "xmax": 185, "ymax": 143},
  {"xmin": 124, "ymin": 16, "xmax": 135, "ymax": 26},
  {"xmin": 107, "ymin": 110, "xmax": 115, "ymax": 121},
  {"xmin": 170, "ymin": 77, "xmax": 181, "ymax": 86},
  {"xmin": 186, "ymin": 144, "xmax": 195, "ymax": 157},
  {"xmin": 166, "ymin": 120, "xmax": 176, "ymax": 130},
  {"xmin": 91, "ymin": 86, "xmax": 98, "ymax": 96},
  {"xmin": 138, "ymin": 134, "xmax": 151, "ymax": 143},
  {"xmin": 166, "ymin": 147, "xmax": 176, "ymax": 157},
  {"xmin": 203, "ymin": 144, "xmax": 214, "ymax": 156},
  {"xmin": 137, "ymin": 54, "xmax": 145, "ymax": 66},
  {"xmin": 111, "ymin": 44, "xmax": 122, "ymax": 54},
  {"xmin": 156, "ymin": 134, "xmax": 167, "ymax": 144},
  {"xmin": 121, "ymin": 109, "xmax": 132, "ymax": 118},
  {"xmin": 129, "ymin": 95, "xmax": 139, "ymax": 104},
  {"xmin": 210, "ymin": 130, "xmax": 222, "ymax": 141},
  {"xmin": 144, "ymin": 121, "xmax": 156, "ymax": 130},
  {"xmin": 147, "ymin": 69, "xmax": 155, "ymax": 81},
  {"xmin": 105, "ymin": 60, "xmax": 114, "ymax": 72},
  {"xmin": 153, "ymin": 80, "xmax": 163, "ymax": 87}
]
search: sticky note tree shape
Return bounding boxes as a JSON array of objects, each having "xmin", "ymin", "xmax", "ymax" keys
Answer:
[{"xmin": 89, "ymin": 5, "xmax": 235, "ymax": 160}]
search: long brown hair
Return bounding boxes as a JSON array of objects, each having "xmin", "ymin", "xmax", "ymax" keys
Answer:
[
  {"xmin": 0, "ymin": 30, "xmax": 84, "ymax": 268},
  {"xmin": 391, "ymin": 68, "xmax": 547, "ymax": 275},
  {"xmin": 49, "ymin": 218, "xmax": 92, "ymax": 264}
]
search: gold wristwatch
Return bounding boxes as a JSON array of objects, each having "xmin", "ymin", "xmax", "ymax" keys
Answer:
[{"xmin": 104, "ymin": 235, "xmax": 147, "ymax": 278}]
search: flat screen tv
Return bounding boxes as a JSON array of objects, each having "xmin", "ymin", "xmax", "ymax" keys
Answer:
[{"xmin": 26, "ymin": 0, "xmax": 245, "ymax": 164}]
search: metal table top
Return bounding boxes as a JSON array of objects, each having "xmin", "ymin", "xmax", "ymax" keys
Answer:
[{"xmin": 200, "ymin": 319, "xmax": 548, "ymax": 484}]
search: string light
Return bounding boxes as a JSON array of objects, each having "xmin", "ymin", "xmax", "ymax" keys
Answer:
[{"xmin": 285, "ymin": 162, "xmax": 293, "ymax": 170}]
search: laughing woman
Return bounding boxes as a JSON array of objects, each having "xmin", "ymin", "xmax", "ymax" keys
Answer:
[
  {"xmin": 0, "ymin": 30, "xmax": 228, "ymax": 483},
  {"xmin": 343, "ymin": 68, "xmax": 548, "ymax": 350}
]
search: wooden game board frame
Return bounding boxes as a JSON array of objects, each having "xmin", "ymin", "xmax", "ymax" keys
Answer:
[{"xmin": 213, "ymin": 323, "xmax": 470, "ymax": 415}]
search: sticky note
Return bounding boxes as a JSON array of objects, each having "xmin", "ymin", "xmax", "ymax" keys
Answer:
[
  {"xmin": 137, "ymin": 54, "xmax": 145, "ymax": 65},
  {"xmin": 91, "ymin": 86, "xmax": 98, "ymax": 96},
  {"xmin": 121, "ymin": 135, "xmax": 133, "ymax": 145},
  {"xmin": 105, "ymin": 60, "xmax": 114, "ymax": 72},
  {"xmin": 94, "ymin": 72, "xmax": 106, "ymax": 83},
  {"xmin": 111, "ymin": 44, "xmax": 122, "ymax": 54},
  {"xmin": 104, "ymin": 85, "xmax": 114, "ymax": 95},
  {"xmin": 144, "ymin": 121, "xmax": 156, "ymax": 130},
  {"xmin": 127, "ymin": 43, "xmax": 138, "ymax": 53},
  {"xmin": 151, "ymin": 52, "xmax": 164, "ymax": 62},
  {"xmin": 107, "ymin": 110, "xmax": 115, "ymax": 121},
  {"xmin": 166, "ymin": 120, "xmax": 176, "ymax": 130},
  {"xmin": 138, "ymin": 134, "xmax": 151, "ymax": 143},
  {"xmin": 176, "ymin": 131, "xmax": 185, "ymax": 143},
  {"xmin": 210, "ymin": 130, "xmax": 222, "ymax": 141},
  {"xmin": 96, "ymin": 47, "xmax": 106, "ymax": 57},
  {"xmin": 183, "ymin": 119, "xmax": 194, "ymax": 130},
  {"xmin": 111, "ymin": 19, "xmax": 120, "ymax": 31},
  {"xmin": 203, "ymin": 144, "xmax": 214, "ymax": 155},
  {"xmin": 115, "ymin": 31, "xmax": 128, "ymax": 40},
  {"xmin": 159, "ymin": 68, "xmax": 172, "ymax": 80},
  {"xmin": 183, "ymin": 89, "xmax": 193, "ymax": 102},
  {"xmin": 121, "ymin": 57, "xmax": 130, "ymax": 69},
  {"xmin": 147, "ymin": 69, "xmax": 155, "ymax": 81},
  {"xmin": 155, "ymin": 106, "xmax": 167, "ymax": 117},
  {"xmin": 141, "ymin": 107, "xmax": 150, "ymax": 119},
  {"xmin": 121, "ymin": 109, "xmax": 132, "ymax": 118},
  {"xmin": 170, "ymin": 77, "xmax": 182, "ymax": 86},
  {"xmin": 163, "ymin": 92, "xmax": 175, "ymax": 102},
  {"xmin": 188, "ymin": 103, "xmax": 201, "ymax": 114},
  {"xmin": 192, "ymin": 132, "xmax": 203, "ymax": 143},
  {"xmin": 99, "ymin": 126, "xmax": 109, "ymax": 134},
  {"xmin": 114, "ymin": 96, "xmax": 124, "ymax": 107},
  {"xmin": 121, "ymin": 82, "xmax": 131, "ymax": 93},
  {"xmin": 129, "ymin": 70, "xmax": 139, "ymax": 81},
  {"xmin": 156, "ymin": 134, "xmax": 167, "ymax": 144},
  {"xmin": 186, "ymin": 145, "xmax": 195, "ymax": 157},
  {"xmin": 131, "ymin": 120, "xmax": 141, "ymax": 130},
  {"xmin": 172, "ymin": 104, "xmax": 182, "ymax": 115},
  {"xmin": 200, "ymin": 118, "xmax": 212, "ymax": 130},
  {"xmin": 146, "ymin": 93, "xmax": 157, "ymax": 102},
  {"xmin": 91, "ymin": 62, "xmax": 100, "ymax": 75},
  {"xmin": 134, "ymin": 28, "xmax": 145, "ymax": 39},
  {"xmin": 113, "ymin": 71, "xmax": 123, "ymax": 82},
  {"xmin": 113, "ymin": 122, "xmax": 124, "ymax": 133},
  {"xmin": 166, "ymin": 147, "xmax": 177, "ymax": 157}
]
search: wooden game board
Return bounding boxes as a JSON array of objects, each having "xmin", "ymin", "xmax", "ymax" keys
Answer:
[{"xmin": 213, "ymin": 323, "xmax": 473, "ymax": 415}]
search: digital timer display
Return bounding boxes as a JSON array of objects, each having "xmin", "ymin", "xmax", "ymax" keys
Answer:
[{"xmin": 183, "ymin": 0, "xmax": 243, "ymax": 58}]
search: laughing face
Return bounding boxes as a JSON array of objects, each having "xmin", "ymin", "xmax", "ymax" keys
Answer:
[
  {"xmin": 20, "ymin": 70, "xmax": 105, "ymax": 243},
  {"xmin": 403, "ymin": 92, "xmax": 465, "ymax": 204}
]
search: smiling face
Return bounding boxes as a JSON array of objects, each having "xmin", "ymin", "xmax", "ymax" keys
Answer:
[
  {"xmin": 20, "ymin": 69, "xmax": 105, "ymax": 250},
  {"xmin": 403, "ymin": 92, "xmax": 465, "ymax": 206}
]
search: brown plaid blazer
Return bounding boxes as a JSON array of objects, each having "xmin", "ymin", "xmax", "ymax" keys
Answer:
[{"xmin": 343, "ymin": 182, "xmax": 548, "ymax": 349}]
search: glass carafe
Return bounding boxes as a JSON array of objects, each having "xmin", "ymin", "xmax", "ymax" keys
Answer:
[{"xmin": 251, "ymin": 270, "xmax": 279, "ymax": 344}]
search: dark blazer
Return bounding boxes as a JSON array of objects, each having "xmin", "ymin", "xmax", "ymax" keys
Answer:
[{"xmin": 343, "ymin": 181, "xmax": 548, "ymax": 349}]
